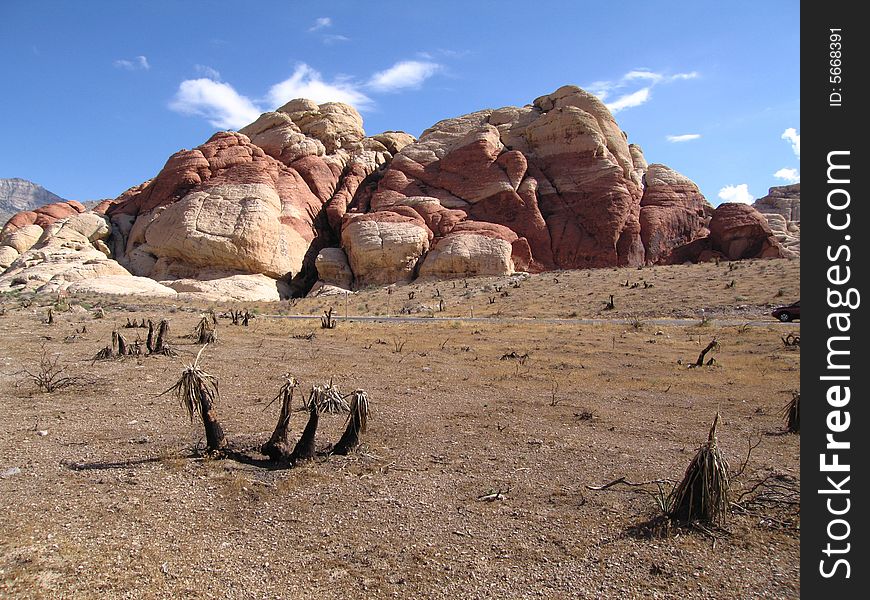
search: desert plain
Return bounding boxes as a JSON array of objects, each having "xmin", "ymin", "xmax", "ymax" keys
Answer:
[{"xmin": 0, "ymin": 258, "xmax": 800, "ymax": 599}]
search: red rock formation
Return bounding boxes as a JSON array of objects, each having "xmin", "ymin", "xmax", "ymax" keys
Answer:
[
  {"xmin": 668, "ymin": 203, "xmax": 787, "ymax": 262},
  {"xmin": 2, "ymin": 86, "xmax": 793, "ymax": 298},
  {"xmin": 639, "ymin": 164, "xmax": 713, "ymax": 264},
  {"xmin": 708, "ymin": 203, "xmax": 787, "ymax": 260},
  {"xmin": 370, "ymin": 87, "xmax": 647, "ymax": 272},
  {"xmin": 1, "ymin": 200, "xmax": 85, "ymax": 235}
]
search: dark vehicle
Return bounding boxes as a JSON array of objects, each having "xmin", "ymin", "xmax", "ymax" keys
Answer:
[{"xmin": 772, "ymin": 300, "xmax": 800, "ymax": 322}]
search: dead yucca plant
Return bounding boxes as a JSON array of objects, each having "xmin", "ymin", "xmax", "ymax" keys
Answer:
[
  {"xmin": 261, "ymin": 375, "xmax": 299, "ymax": 461},
  {"xmin": 782, "ymin": 391, "xmax": 800, "ymax": 433},
  {"xmin": 321, "ymin": 307, "xmax": 336, "ymax": 329},
  {"xmin": 161, "ymin": 345, "xmax": 226, "ymax": 452},
  {"xmin": 305, "ymin": 380, "xmax": 348, "ymax": 414},
  {"xmin": 193, "ymin": 315, "xmax": 217, "ymax": 345},
  {"xmin": 667, "ymin": 412, "xmax": 730, "ymax": 526},
  {"xmin": 291, "ymin": 400, "xmax": 320, "ymax": 462},
  {"xmin": 332, "ymin": 389, "xmax": 370, "ymax": 456},
  {"xmin": 92, "ymin": 345, "xmax": 113, "ymax": 362},
  {"xmin": 152, "ymin": 319, "xmax": 177, "ymax": 356}
]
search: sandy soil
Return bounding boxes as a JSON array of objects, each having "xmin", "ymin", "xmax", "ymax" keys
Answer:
[{"xmin": 0, "ymin": 259, "xmax": 800, "ymax": 599}]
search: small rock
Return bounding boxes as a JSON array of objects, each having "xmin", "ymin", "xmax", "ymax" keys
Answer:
[
  {"xmin": 37, "ymin": 430, "xmax": 48, "ymax": 437},
  {"xmin": 1, "ymin": 467, "xmax": 22, "ymax": 479}
]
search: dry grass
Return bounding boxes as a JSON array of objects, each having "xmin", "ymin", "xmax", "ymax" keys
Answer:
[{"xmin": 0, "ymin": 260, "xmax": 800, "ymax": 598}]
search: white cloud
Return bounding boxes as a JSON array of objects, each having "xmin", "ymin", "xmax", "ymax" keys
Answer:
[
  {"xmin": 323, "ymin": 34, "xmax": 350, "ymax": 44},
  {"xmin": 774, "ymin": 168, "xmax": 800, "ymax": 184},
  {"xmin": 266, "ymin": 63, "xmax": 372, "ymax": 109},
  {"xmin": 309, "ymin": 17, "xmax": 332, "ymax": 31},
  {"xmin": 588, "ymin": 69, "xmax": 698, "ymax": 113},
  {"xmin": 114, "ymin": 55, "xmax": 150, "ymax": 71},
  {"xmin": 718, "ymin": 184, "xmax": 754, "ymax": 205},
  {"xmin": 624, "ymin": 70, "xmax": 664, "ymax": 83},
  {"xmin": 607, "ymin": 88, "xmax": 651, "ymax": 113},
  {"xmin": 368, "ymin": 60, "xmax": 441, "ymax": 92},
  {"xmin": 170, "ymin": 58, "xmax": 446, "ymax": 128},
  {"xmin": 169, "ymin": 78, "xmax": 261, "ymax": 129},
  {"xmin": 782, "ymin": 127, "xmax": 800, "ymax": 158},
  {"xmin": 666, "ymin": 133, "xmax": 701, "ymax": 143}
]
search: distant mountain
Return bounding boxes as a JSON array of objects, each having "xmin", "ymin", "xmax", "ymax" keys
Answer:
[{"xmin": 0, "ymin": 178, "xmax": 67, "ymax": 226}]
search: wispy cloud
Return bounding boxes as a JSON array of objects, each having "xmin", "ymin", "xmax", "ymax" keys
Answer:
[
  {"xmin": 266, "ymin": 63, "xmax": 373, "ymax": 109},
  {"xmin": 308, "ymin": 17, "xmax": 332, "ymax": 31},
  {"xmin": 113, "ymin": 55, "xmax": 150, "ymax": 71},
  {"xmin": 666, "ymin": 133, "xmax": 701, "ymax": 143},
  {"xmin": 168, "ymin": 78, "xmax": 261, "ymax": 129},
  {"xmin": 588, "ymin": 69, "xmax": 698, "ymax": 114},
  {"xmin": 718, "ymin": 184, "xmax": 754, "ymax": 205},
  {"xmin": 323, "ymin": 34, "xmax": 350, "ymax": 44},
  {"xmin": 781, "ymin": 127, "xmax": 800, "ymax": 158},
  {"xmin": 607, "ymin": 88, "xmax": 651, "ymax": 113},
  {"xmin": 170, "ymin": 58, "xmax": 446, "ymax": 128},
  {"xmin": 194, "ymin": 64, "xmax": 221, "ymax": 80},
  {"xmin": 774, "ymin": 168, "xmax": 800, "ymax": 184},
  {"xmin": 368, "ymin": 60, "xmax": 441, "ymax": 92}
]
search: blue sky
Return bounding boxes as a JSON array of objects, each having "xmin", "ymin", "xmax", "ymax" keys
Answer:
[{"xmin": 0, "ymin": 1, "xmax": 799, "ymax": 205}]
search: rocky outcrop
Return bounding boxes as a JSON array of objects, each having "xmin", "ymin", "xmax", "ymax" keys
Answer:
[
  {"xmin": 708, "ymin": 203, "xmax": 787, "ymax": 260},
  {"xmin": 370, "ymin": 86, "xmax": 647, "ymax": 272},
  {"xmin": 1, "ymin": 86, "xmax": 794, "ymax": 299},
  {"xmin": 0, "ymin": 178, "xmax": 67, "ymax": 227},
  {"xmin": 753, "ymin": 184, "xmax": 800, "ymax": 222},
  {"xmin": 762, "ymin": 213, "xmax": 800, "ymax": 256},
  {"xmin": 2, "ymin": 200, "xmax": 85, "ymax": 236},
  {"xmin": 669, "ymin": 203, "xmax": 790, "ymax": 262},
  {"xmin": 753, "ymin": 184, "xmax": 800, "ymax": 257},
  {"xmin": 0, "ymin": 212, "xmax": 130, "ymax": 294},
  {"xmin": 639, "ymin": 164, "xmax": 713, "ymax": 264}
]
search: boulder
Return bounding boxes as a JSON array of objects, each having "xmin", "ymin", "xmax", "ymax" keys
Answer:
[
  {"xmin": 419, "ymin": 233, "xmax": 515, "ymax": 279},
  {"xmin": 315, "ymin": 247, "xmax": 353, "ymax": 289},
  {"xmin": 341, "ymin": 213, "xmax": 430, "ymax": 287},
  {"xmin": 162, "ymin": 272, "xmax": 291, "ymax": 301},
  {"xmin": 2, "ymin": 224, "xmax": 44, "ymax": 254},
  {"xmin": 708, "ymin": 203, "xmax": 787, "ymax": 260},
  {"xmin": 65, "ymin": 275, "xmax": 177, "ymax": 297},
  {"xmin": 639, "ymin": 164, "xmax": 713, "ymax": 264},
  {"xmin": 0, "ymin": 246, "xmax": 18, "ymax": 269},
  {"xmin": 142, "ymin": 183, "xmax": 308, "ymax": 278}
]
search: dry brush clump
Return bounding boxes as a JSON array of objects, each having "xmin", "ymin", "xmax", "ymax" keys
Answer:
[
  {"xmin": 305, "ymin": 380, "xmax": 349, "ymax": 414},
  {"xmin": 193, "ymin": 314, "xmax": 218, "ymax": 344},
  {"xmin": 666, "ymin": 413, "xmax": 730, "ymax": 526},
  {"xmin": 782, "ymin": 391, "xmax": 799, "ymax": 433},
  {"xmin": 290, "ymin": 400, "xmax": 320, "ymax": 461},
  {"xmin": 23, "ymin": 348, "xmax": 81, "ymax": 393}
]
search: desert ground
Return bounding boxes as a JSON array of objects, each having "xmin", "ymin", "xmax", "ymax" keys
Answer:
[{"xmin": 0, "ymin": 258, "xmax": 800, "ymax": 599}]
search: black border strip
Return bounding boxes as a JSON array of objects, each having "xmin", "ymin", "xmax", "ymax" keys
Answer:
[{"xmin": 802, "ymin": 1, "xmax": 868, "ymax": 595}]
